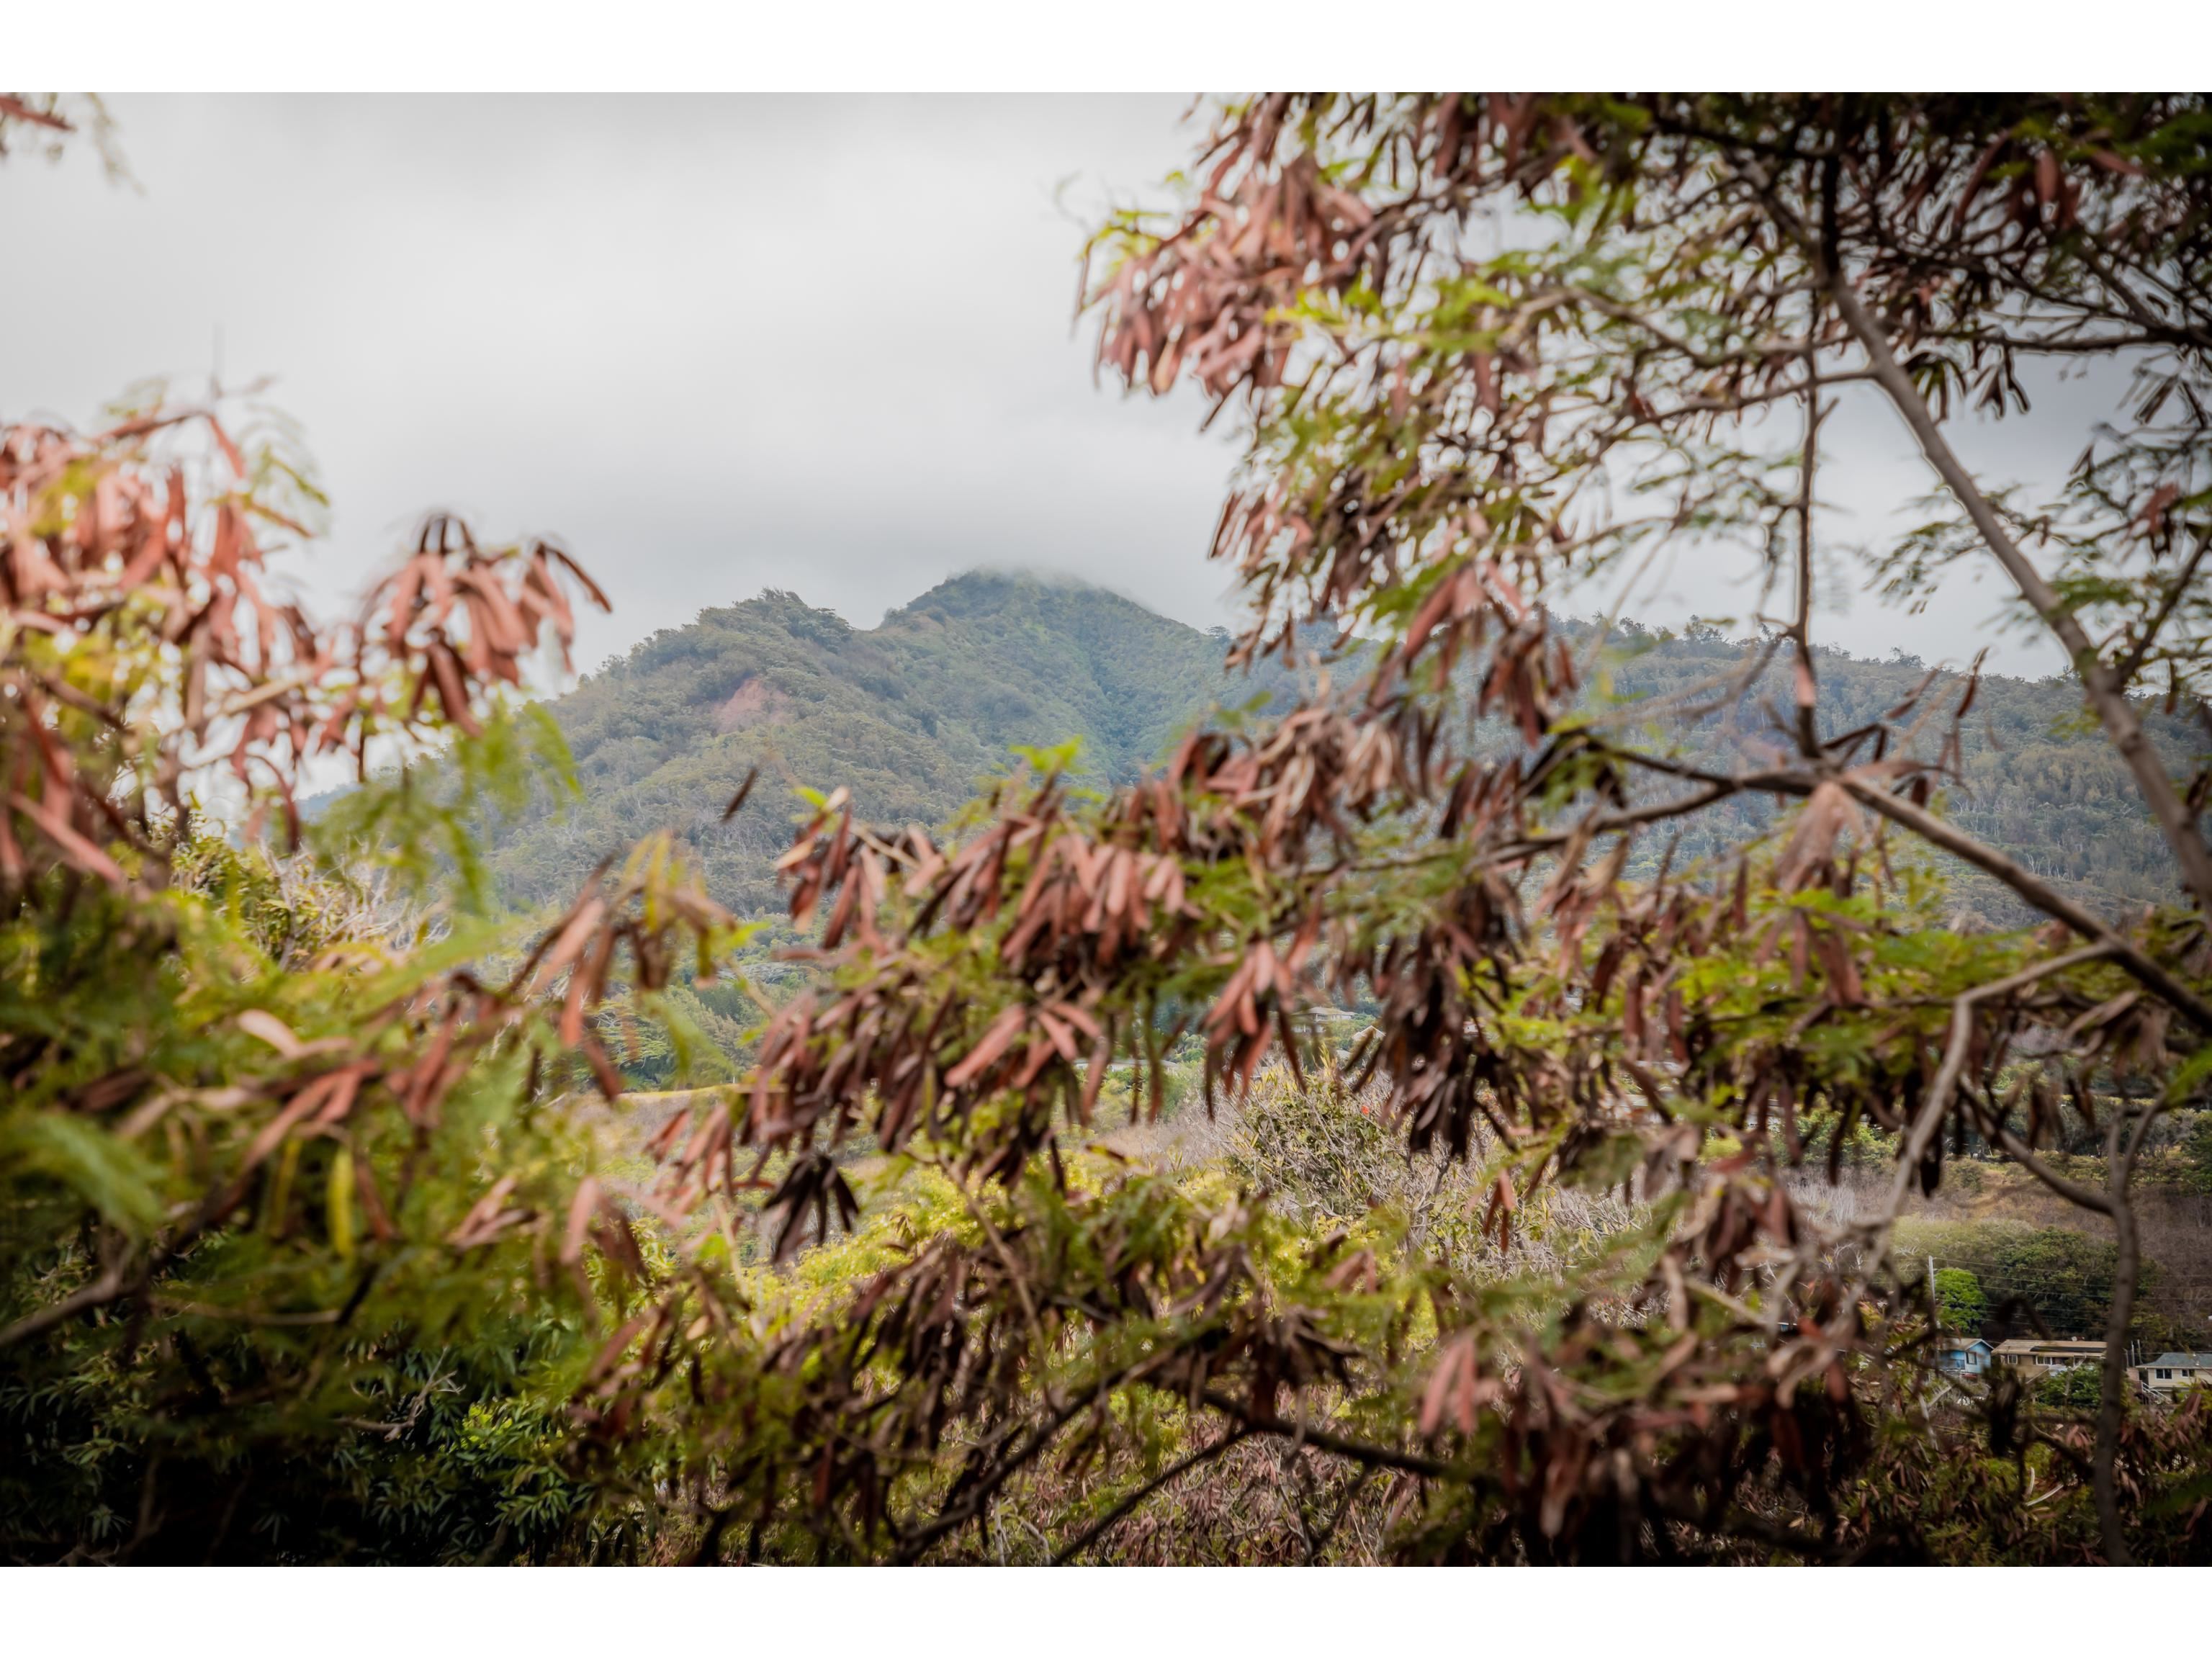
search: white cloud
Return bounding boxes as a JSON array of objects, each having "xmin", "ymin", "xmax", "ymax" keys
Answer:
[{"xmin": 2, "ymin": 94, "xmax": 2109, "ymax": 684}]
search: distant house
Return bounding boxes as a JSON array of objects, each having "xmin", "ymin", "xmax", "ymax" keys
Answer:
[
  {"xmin": 1936, "ymin": 1337, "xmax": 1994, "ymax": 1376},
  {"xmin": 1991, "ymin": 1339, "xmax": 2105, "ymax": 1373},
  {"xmin": 2129, "ymin": 1352, "xmax": 2212, "ymax": 1397}
]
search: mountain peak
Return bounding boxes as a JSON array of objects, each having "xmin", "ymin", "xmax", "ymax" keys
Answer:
[
  {"xmin": 493, "ymin": 565, "xmax": 1278, "ymax": 914},
  {"xmin": 882, "ymin": 567, "xmax": 1169, "ymax": 631}
]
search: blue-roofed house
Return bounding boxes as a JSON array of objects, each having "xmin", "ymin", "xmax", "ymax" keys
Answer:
[{"xmin": 1936, "ymin": 1337, "xmax": 1994, "ymax": 1377}]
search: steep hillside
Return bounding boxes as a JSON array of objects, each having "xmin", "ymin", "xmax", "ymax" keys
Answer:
[
  {"xmin": 482, "ymin": 571, "xmax": 2204, "ymax": 930},
  {"xmin": 486, "ymin": 572, "xmax": 1292, "ymax": 914}
]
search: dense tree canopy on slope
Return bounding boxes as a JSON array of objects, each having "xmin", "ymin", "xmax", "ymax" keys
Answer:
[
  {"xmin": 483, "ymin": 572, "xmax": 1296, "ymax": 914},
  {"xmin": 487, "ymin": 572, "xmax": 2205, "ymax": 930}
]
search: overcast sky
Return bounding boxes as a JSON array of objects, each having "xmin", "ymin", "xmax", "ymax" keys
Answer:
[{"xmin": 2, "ymin": 95, "xmax": 2108, "ymax": 680}]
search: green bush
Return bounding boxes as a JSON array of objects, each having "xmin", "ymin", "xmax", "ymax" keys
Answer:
[{"xmin": 1934, "ymin": 1267, "xmax": 1988, "ymax": 1334}]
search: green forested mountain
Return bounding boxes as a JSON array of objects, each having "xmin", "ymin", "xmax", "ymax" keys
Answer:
[
  {"xmin": 486, "ymin": 571, "xmax": 1297, "ymax": 915},
  {"xmin": 484, "ymin": 571, "xmax": 2203, "ymax": 930}
]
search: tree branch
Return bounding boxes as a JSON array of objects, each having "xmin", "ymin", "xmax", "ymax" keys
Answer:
[
  {"xmin": 1198, "ymin": 1388, "xmax": 1450, "ymax": 1479},
  {"xmin": 2093, "ymin": 1096, "xmax": 2161, "ymax": 1567},
  {"xmin": 1839, "ymin": 777, "xmax": 2212, "ymax": 1032},
  {"xmin": 1959, "ymin": 1096, "xmax": 2115, "ymax": 1214},
  {"xmin": 1828, "ymin": 274, "xmax": 2212, "ymax": 917},
  {"xmin": 2077, "ymin": 244, "xmax": 2212, "ymax": 357},
  {"xmin": 1928, "ymin": 328, "xmax": 2206, "ymax": 358},
  {"xmin": 1881, "ymin": 943, "xmax": 2116, "ymax": 1232},
  {"xmin": 1051, "ymin": 1426, "xmax": 1254, "ymax": 1563},
  {"xmin": 1500, "ymin": 763, "xmax": 1815, "ymax": 862},
  {"xmin": 0, "ymin": 1257, "xmax": 130, "ymax": 1352},
  {"xmin": 1789, "ymin": 374, "xmax": 1825, "ymax": 759},
  {"xmin": 2111, "ymin": 533, "xmax": 2212, "ymax": 693},
  {"xmin": 891, "ymin": 1357, "xmax": 1164, "ymax": 1563}
]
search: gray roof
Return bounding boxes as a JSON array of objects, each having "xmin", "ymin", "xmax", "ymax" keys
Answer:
[{"xmin": 2146, "ymin": 1352, "xmax": 2212, "ymax": 1368}]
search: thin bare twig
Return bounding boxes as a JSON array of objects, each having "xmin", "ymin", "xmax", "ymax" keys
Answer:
[
  {"xmin": 1051, "ymin": 1426, "xmax": 1256, "ymax": 1563},
  {"xmin": 0, "ymin": 1258, "xmax": 130, "ymax": 1351},
  {"xmin": 1828, "ymin": 274, "xmax": 2212, "ymax": 917},
  {"xmin": 1840, "ymin": 778, "xmax": 2212, "ymax": 1032},
  {"xmin": 1882, "ymin": 942, "xmax": 2114, "ymax": 1232}
]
